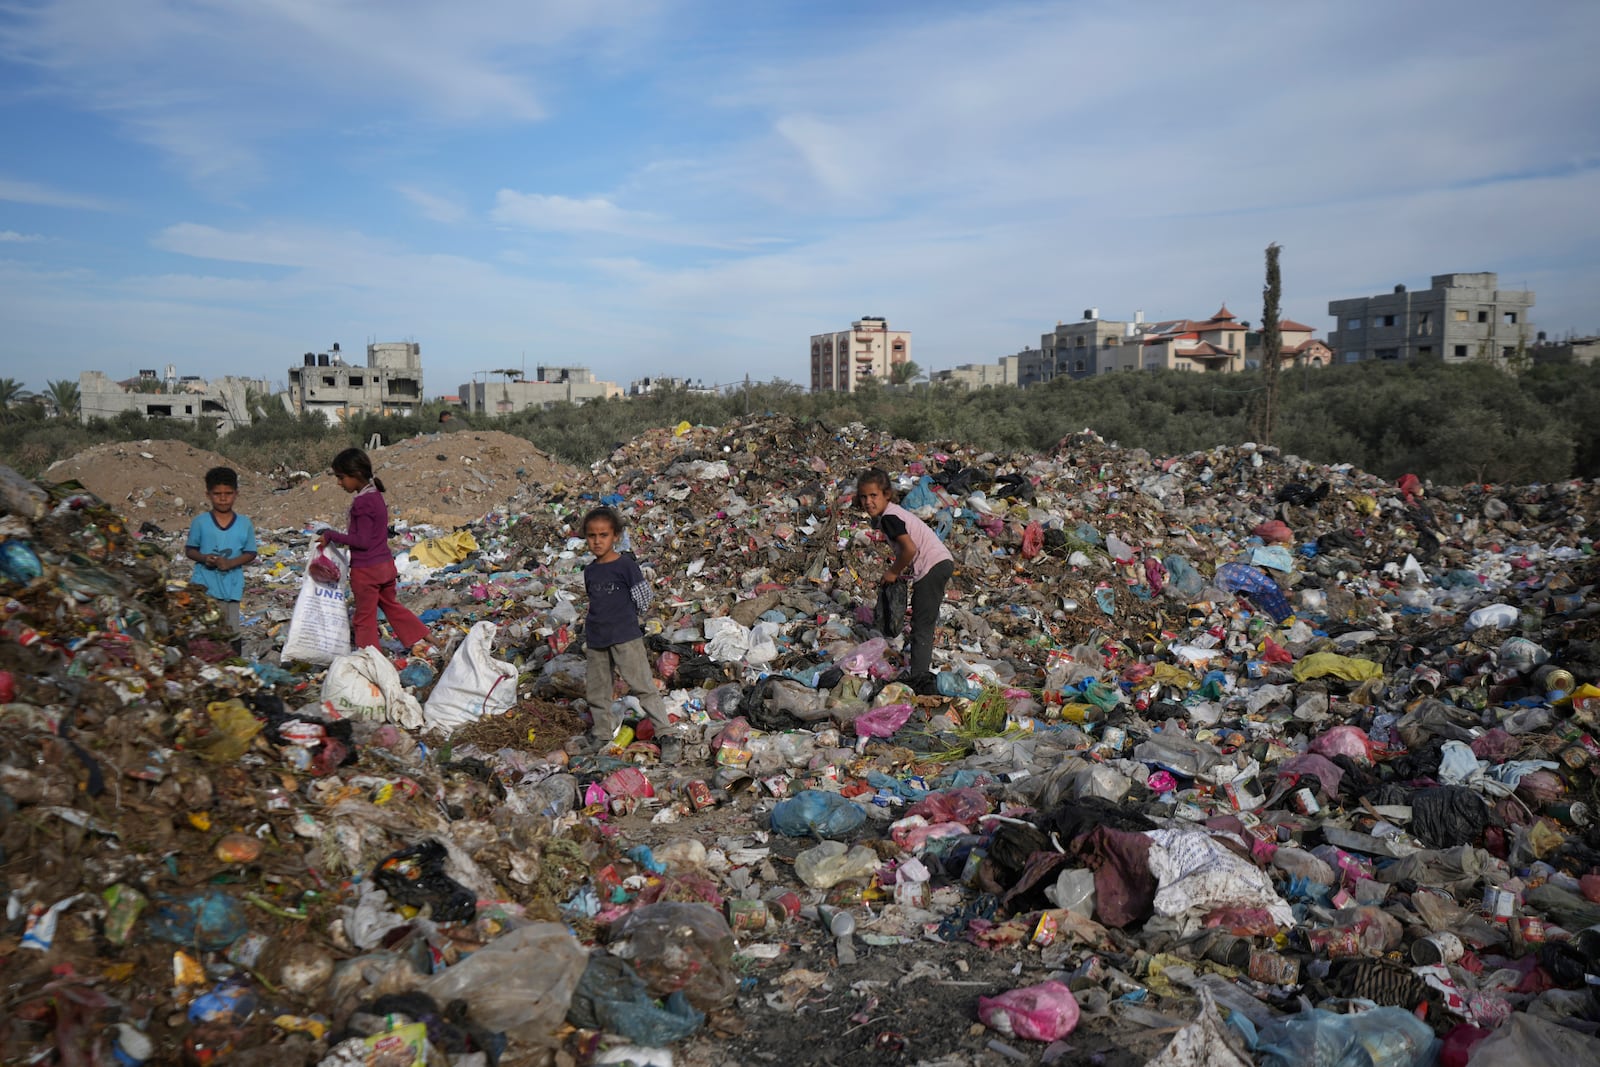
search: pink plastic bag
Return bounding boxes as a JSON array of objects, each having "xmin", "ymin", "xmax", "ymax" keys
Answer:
[
  {"xmin": 838, "ymin": 637, "xmax": 896, "ymax": 679},
  {"xmin": 307, "ymin": 549, "xmax": 342, "ymax": 585},
  {"xmin": 1309, "ymin": 725, "xmax": 1373, "ymax": 764},
  {"xmin": 978, "ymin": 980, "xmax": 1080, "ymax": 1042},
  {"xmin": 905, "ymin": 787, "xmax": 990, "ymax": 827},
  {"xmin": 854, "ymin": 703, "xmax": 914, "ymax": 738}
]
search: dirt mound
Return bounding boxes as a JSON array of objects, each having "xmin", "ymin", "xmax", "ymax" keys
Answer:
[
  {"xmin": 41, "ymin": 439, "xmax": 242, "ymax": 535},
  {"xmin": 43, "ymin": 430, "xmax": 581, "ymax": 534}
]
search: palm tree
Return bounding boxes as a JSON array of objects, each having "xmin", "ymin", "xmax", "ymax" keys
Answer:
[
  {"xmin": 0, "ymin": 377, "xmax": 24, "ymax": 422},
  {"xmin": 888, "ymin": 360, "xmax": 923, "ymax": 387},
  {"xmin": 45, "ymin": 379, "xmax": 80, "ymax": 419}
]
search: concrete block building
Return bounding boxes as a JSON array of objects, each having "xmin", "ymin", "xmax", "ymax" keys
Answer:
[
  {"xmin": 457, "ymin": 366, "xmax": 621, "ymax": 415},
  {"xmin": 288, "ymin": 342, "xmax": 425, "ymax": 423},
  {"xmin": 1044, "ymin": 310, "xmax": 1142, "ymax": 379},
  {"xmin": 1327, "ymin": 273, "xmax": 1534, "ymax": 365},
  {"xmin": 810, "ymin": 317, "xmax": 911, "ymax": 392},
  {"xmin": 79, "ymin": 365, "xmax": 272, "ymax": 434}
]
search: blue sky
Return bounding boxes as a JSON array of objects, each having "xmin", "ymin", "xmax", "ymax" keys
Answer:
[{"xmin": 1, "ymin": 0, "xmax": 1597, "ymax": 396}]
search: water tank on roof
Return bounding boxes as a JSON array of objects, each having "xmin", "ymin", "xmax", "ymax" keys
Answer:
[
  {"xmin": 1084, "ymin": 308, "xmax": 1098, "ymax": 320},
  {"xmin": 304, "ymin": 353, "xmax": 315, "ymax": 366},
  {"xmin": 318, "ymin": 354, "xmax": 330, "ymax": 366},
  {"xmin": 332, "ymin": 342, "xmax": 341, "ymax": 352},
  {"xmin": 1394, "ymin": 284, "xmax": 1406, "ymax": 293}
]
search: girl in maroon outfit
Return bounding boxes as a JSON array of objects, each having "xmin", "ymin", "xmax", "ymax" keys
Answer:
[{"xmin": 318, "ymin": 448, "xmax": 431, "ymax": 654}]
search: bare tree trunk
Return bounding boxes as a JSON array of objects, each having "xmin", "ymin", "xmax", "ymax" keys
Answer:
[{"xmin": 1256, "ymin": 243, "xmax": 1283, "ymax": 445}]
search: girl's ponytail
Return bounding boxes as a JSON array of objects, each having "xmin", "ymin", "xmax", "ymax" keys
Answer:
[{"xmin": 372, "ymin": 475, "xmax": 387, "ymax": 493}]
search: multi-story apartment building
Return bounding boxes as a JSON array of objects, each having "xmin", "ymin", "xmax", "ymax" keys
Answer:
[
  {"xmin": 810, "ymin": 317, "xmax": 911, "ymax": 392},
  {"xmin": 1327, "ymin": 273, "xmax": 1534, "ymax": 365},
  {"xmin": 288, "ymin": 342, "xmax": 425, "ymax": 424},
  {"xmin": 1043, "ymin": 310, "xmax": 1140, "ymax": 380},
  {"xmin": 1138, "ymin": 304, "xmax": 1251, "ymax": 373}
]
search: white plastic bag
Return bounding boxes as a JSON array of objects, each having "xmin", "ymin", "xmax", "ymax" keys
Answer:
[
  {"xmin": 322, "ymin": 647, "xmax": 424, "ymax": 728},
  {"xmin": 282, "ymin": 545, "xmax": 350, "ymax": 664},
  {"xmin": 424, "ymin": 621, "xmax": 518, "ymax": 734}
]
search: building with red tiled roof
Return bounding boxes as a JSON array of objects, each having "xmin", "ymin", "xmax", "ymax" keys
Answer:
[{"xmin": 1139, "ymin": 303, "xmax": 1250, "ymax": 372}]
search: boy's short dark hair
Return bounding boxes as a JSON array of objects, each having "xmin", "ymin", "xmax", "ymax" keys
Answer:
[
  {"xmin": 204, "ymin": 466, "xmax": 239, "ymax": 491},
  {"xmin": 581, "ymin": 505, "xmax": 623, "ymax": 535},
  {"xmin": 439, "ymin": 411, "xmax": 454, "ymax": 422}
]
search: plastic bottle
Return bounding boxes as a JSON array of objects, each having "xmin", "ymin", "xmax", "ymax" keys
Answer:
[{"xmin": 1046, "ymin": 868, "xmax": 1095, "ymax": 919}]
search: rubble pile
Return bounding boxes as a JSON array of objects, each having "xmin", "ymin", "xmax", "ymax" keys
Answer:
[{"xmin": 4, "ymin": 415, "xmax": 1600, "ymax": 1067}]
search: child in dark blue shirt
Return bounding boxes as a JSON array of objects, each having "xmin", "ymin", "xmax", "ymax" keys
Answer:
[{"xmin": 582, "ymin": 506, "xmax": 669, "ymax": 742}]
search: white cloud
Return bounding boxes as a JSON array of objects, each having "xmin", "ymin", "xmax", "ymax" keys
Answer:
[
  {"xmin": 491, "ymin": 191, "xmax": 646, "ymax": 235},
  {"xmin": 396, "ymin": 186, "xmax": 468, "ymax": 225},
  {"xmin": 0, "ymin": 230, "xmax": 42, "ymax": 242},
  {"xmin": 0, "ymin": 0, "xmax": 661, "ymax": 182},
  {"xmin": 0, "ymin": 176, "xmax": 113, "ymax": 211}
]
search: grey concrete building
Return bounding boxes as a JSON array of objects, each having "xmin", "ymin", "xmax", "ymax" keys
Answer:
[
  {"xmin": 79, "ymin": 366, "xmax": 272, "ymax": 434},
  {"xmin": 458, "ymin": 366, "xmax": 621, "ymax": 414},
  {"xmin": 1327, "ymin": 273, "xmax": 1535, "ymax": 366},
  {"xmin": 288, "ymin": 342, "xmax": 425, "ymax": 424},
  {"xmin": 1043, "ymin": 310, "xmax": 1142, "ymax": 379}
]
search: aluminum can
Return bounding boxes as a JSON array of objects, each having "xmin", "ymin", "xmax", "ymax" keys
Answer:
[
  {"xmin": 1410, "ymin": 932, "xmax": 1464, "ymax": 965},
  {"xmin": 1411, "ymin": 665, "xmax": 1442, "ymax": 695},
  {"xmin": 1293, "ymin": 788, "xmax": 1321, "ymax": 816},
  {"xmin": 727, "ymin": 898, "xmax": 768, "ymax": 934},
  {"xmin": 685, "ymin": 779, "xmax": 714, "ymax": 810},
  {"xmin": 1481, "ymin": 886, "xmax": 1516, "ymax": 921},
  {"xmin": 1520, "ymin": 917, "xmax": 1546, "ymax": 943}
]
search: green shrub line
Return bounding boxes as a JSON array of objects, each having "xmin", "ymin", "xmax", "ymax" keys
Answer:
[{"xmin": 3, "ymin": 360, "xmax": 1596, "ymax": 487}]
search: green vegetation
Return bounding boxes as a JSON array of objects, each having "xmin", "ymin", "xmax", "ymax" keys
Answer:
[{"xmin": 1, "ymin": 360, "xmax": 1597, "ymax": 486}]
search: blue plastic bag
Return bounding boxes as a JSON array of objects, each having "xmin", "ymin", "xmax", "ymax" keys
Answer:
[{"xmin": 770, "ymin": 790, "xmax": 866, "ymax": 839}]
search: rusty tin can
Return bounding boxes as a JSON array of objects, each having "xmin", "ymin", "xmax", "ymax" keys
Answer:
[
  {"xmin": 1248, "ymin": 949, "xmax": 1300, "ymax": 985},
  {"xmin": 727, "ymin": 898, "xmax": 768, "ymax": 934}
]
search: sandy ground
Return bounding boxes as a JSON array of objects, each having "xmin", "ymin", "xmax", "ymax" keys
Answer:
[{"xmin": 42, "ymin": 431, "xmax": 581, "ymax": 534}]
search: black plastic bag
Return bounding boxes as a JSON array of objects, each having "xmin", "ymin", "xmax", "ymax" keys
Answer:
[
  {"xmin": 874, "ymin": 579, "xmax": 908, "ymax": 638},
  {"xmin": 1410, "ymin": 786, "xmax": 1491, "ymax": 849},
  {"xmin": 372, "ymin": 840, "xmax": 476, "ymax": 923}
]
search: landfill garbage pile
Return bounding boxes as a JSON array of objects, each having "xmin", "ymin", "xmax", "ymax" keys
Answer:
[{"xmin": 4, "ymin": 414, "xmax": 1600, "ymax": 1067}]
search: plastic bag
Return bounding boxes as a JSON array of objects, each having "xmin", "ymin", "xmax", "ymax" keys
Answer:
[
  {"xmin": 977, "ymin": 980, "xmax": 1080, "ymax": 1042},
  {"xmin": 423, "ymin": 621, "xmax": 517, "ymax": 734},
  {"xmin": 606, "ymin": 902, "xmax": 737, "ymax": 1012},
  {"xmin": 307, "ymin": 548, "xmax": 342, "ymax": 585},
  {"xmin": 567, "ymin": 953, "xmax": 704, "ymax": 1045},
  {"xmin": 770, "ymin": 790, "xmax": 866, "ymax": 839},
  {"xmin": 283, "ymin": 544, "xmax": 351, "ymax": 664},
  {"xmin": 372, "ymin": 840, "xmax": 476, "ymax": 923},
  {"xmin": 874, "ymin": 579, "xmax": 909, "ymax": 637},
  {"xmin": 794, "ymin": 840, "xmax": 879, "ymax": 889},
  {"xmin": 146, "ymin": 889, "xmax": 249, "ymax": 951},
  {"xmin": 322, "ymin": 647, "xmax": 424, "ymax": 729},
  {"xmin": 422, "ymin": 922, "xmax": 587, "ymax": 1046},
  {"xmin": 854, "ymin": 702, "xmax": 914, "ymax": 738},
  {"xmin": 1259, "ymin": 1005, "xmax": 1437, "ymax": 1067}
]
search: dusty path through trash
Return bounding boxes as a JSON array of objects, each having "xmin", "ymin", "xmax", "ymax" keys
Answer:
[{"xmin": 5, "ymin": 414, "xmax": 1600, "ymax": 1067}]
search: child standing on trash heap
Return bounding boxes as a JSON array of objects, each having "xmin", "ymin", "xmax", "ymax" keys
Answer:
[
  {"xmin": 857, "ymin": 467, "xmax": 954, "ymax": 693},
  {"xmin": 184, "ymin": 466, "xmax": 258, "ymax": 635},
  {"xmin": 581, "ymin": 505, "xmax": 670, "ymax": 741},
  {"xmin": 318, "ymin": 447, "xmax": 434, "ymax": 657}
]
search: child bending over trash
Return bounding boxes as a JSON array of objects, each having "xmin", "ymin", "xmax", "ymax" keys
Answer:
[{"xmin": 857, "ymin": 467, "xmax": 953, "ymax": 695}]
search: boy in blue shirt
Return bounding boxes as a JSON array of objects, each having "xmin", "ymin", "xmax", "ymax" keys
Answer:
[
  {"xmin": 185, "ymin": 467, "xmax": 257, "ymax": 635},
  {"xmin": 581, "ymin": 505, "xmax": 669, "ymax": 745}
]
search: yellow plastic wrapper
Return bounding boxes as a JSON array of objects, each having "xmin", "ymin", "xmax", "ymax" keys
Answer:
[
  {"xmin": 673, "ymin": 420, "xmax": 692, "ymax": 437},
  {"xmin": 1291, "ymin": 652, "xmax": 1383, "ymax": 683},
  {"xmin": 183, "ymin": 699, "xmax": 264, "ymax": 762},
  {"xmin": 1150, "ymin": 663, "xmax": 1201, "ymax": 690},
  {"xmin": 409, "ymin": 529, "xmax": 479, "ymax": 567}
]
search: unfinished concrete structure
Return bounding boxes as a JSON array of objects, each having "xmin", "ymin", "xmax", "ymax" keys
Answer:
[
  {"xmin": 457, "ymin": 366, "xmax": 622, "ymax": 415},
  {"xmin": 78, "ymin": 366, "xmax": 272, "ymax": 434},
  {"xmin": 287, "ymin": 342, "xmax": 425, "ymax": 424},
  {"xmin": 1328, "ymin": 273, "xmax": 1535, "ymax": 365}
]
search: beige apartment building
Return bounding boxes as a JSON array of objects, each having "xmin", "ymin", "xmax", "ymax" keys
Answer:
[{"xmin": 810, "ymin": 317, "xmax": 911, "ymax": 392}]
